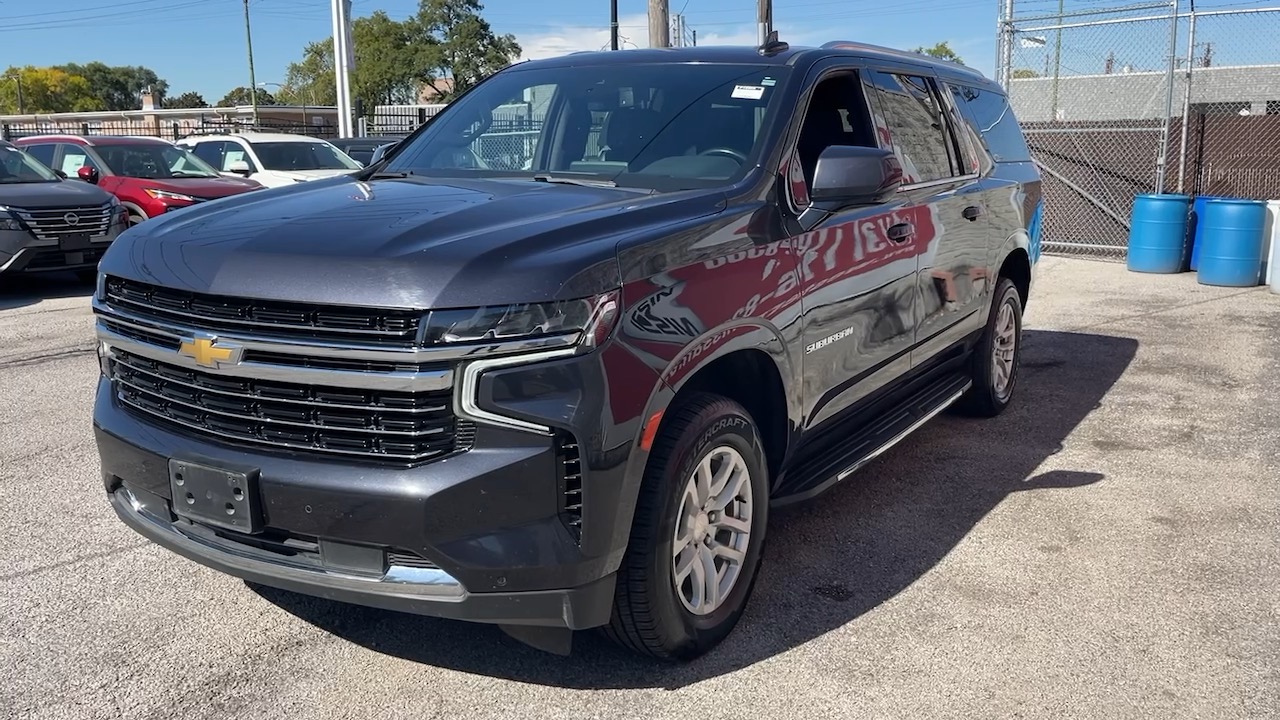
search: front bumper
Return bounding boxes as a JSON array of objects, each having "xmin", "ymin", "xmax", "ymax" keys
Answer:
[
  {"xmin": 93, "ymin": 374, "xmax": 625, "ymax": 630},
  {"xmin": 0, "ymin": 227, "xmax": 120, "ymax": 274}
]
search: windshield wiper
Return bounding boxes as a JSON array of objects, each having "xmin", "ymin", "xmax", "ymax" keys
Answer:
[
  {"xmin": 368, "ymin": 170, "xmax": 412, "ymax": 179},
  {"xmin": 532, "ymin": 173, "xmax": 617, "ymax": 188}
]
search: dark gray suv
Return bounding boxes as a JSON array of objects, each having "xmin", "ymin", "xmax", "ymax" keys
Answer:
[
  {"xmin": 0, "ymin": 140, "xmax": 128, "ymax": 279},
  {"xmin": 90, "ymin": 38, "xmax": 1043, "ymax": 661}
]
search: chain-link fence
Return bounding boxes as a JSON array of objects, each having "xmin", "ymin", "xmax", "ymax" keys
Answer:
[{"xmin": 999, "ymin": 2, "xmax": 1280, "ymax": 260}]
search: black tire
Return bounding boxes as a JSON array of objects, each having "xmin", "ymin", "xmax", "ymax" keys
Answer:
[
  {"xmin": 957, "ymin": 276, "xmax": 1023, "ymax": 417},
  {"xmin": 604, "ymin": 393, "xmax": 770, "ymax": 660}
]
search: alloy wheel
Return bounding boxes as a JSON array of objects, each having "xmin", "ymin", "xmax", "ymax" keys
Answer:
[{"xmin": 671, "ymin": 445, "xmax": 754, "ymax": 616}]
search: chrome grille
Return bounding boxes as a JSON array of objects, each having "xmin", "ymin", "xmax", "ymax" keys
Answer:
[
  {"xmin": 110, "ymin": 349, "xmax": 465, "ymax": 463},
  {"xmin": 104, "ymin": 277, "xmax": 423, "ymax": 347},
  {"xmin": 14, "ymin": 204, "xmax": 113, "ymax": 242}
]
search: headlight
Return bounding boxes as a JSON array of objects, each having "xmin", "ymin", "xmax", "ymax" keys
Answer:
[
  {"xmin": 143, "ymin": 188, "xmax": 197, "ymax": 203},
  {"xmin": 422, "ymin": 290, "xmax": 620, "ymax": 348},
  {"xmin": 0, "ymin": 205, "xmax": 22, "ymax": 231}
]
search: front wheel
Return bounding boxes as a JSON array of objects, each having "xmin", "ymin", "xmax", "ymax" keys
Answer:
[
  {"xmin": 605, "ymin": 393, "xmax": 770, "ymax": 660},
  {"xmin": 957, "ymin": 276, "xmax": 1024, "ymax": 417}
]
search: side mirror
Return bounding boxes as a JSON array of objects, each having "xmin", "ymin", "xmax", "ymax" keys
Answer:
[
  {"xmin": 810, "ymin": 146, "xmax": 903, "ymax": 206},
  {"xmin": 226, "ymin": 160, "xmax": 252, "ymax": 176},
  {"xmin": 77, "ymin": 165, "xmax": 100, "ymax": 184}
]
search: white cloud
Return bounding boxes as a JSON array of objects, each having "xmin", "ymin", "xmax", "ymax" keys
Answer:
[{"xmin": 514, "ymin": 13, "xmax": 827, "ymax": 60}]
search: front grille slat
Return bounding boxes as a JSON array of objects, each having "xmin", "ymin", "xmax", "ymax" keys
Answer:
[
  {"xmin": 111, "ymin": 349, "xmax": 460, "ymax": 464},
  {"xmin": 104, "ymin": 277, "xmax": 423, "ymax": 347},
  {"xmin": 14, "ymin": 206, "xmax": 113, "ymax": 242}
]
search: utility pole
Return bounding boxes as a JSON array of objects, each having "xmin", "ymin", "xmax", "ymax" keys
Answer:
[
  {"xmin": 610, "ymin": 0, "xmax": 619, "ymax": 50},
  {"xmin": 757, "ymin": 0, "xmax": 772, "ymax": 45},
  {"xmin": 649, "ymin": 0, "xmax": 669, "ymax": 48},
  {"xmin": 243, "ymin": 0, "xmax": 259, "ymax": 124},
  {"xmin": 3, "ymin": 71, "xmax": 24, "ymax": 115},
  {"xmin": 331, "ymin": 0, "xmax": 355, "ymax": 138},
  {"xmin": 692, "ymin": 29, "xmax": 697, "ymax": 46}
]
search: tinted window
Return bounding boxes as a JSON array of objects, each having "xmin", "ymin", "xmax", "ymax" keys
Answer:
[
  {"xmin": 189, "ymin": 141, "xmax": 226, "ymax": 169},
  {"xmin": 95, "ymin": 144, "xmax": 220, "ymax": 179},
  {"xmin": 23, "ymin": 143, "xmax": 56, "ymax": 167},
  {"xmin": 388, "ymin": 63, "xmax": 793, "ymax": 190},
  {"xmin": 251, "ymin": 141, "xmax": 360, "ymax": 171},
  {"xmin": 949, "ymin": 84, "xmax": 1032, "ymax": 163},
  {"xmin": 864, "ymin": 71, "xmax": 955, "ymax": 184},
  {"xmin": 0, "ymin": 144, "xmax": 60, "ymax": 183}
]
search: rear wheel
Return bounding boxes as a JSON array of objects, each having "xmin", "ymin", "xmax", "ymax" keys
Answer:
[
  {"xmin": 604, "ymin": 393, "xmax": 769, "ymax": 660},
  {"xmin": 957, "ymin": 276, "xmax": 1023, "ymax": 417}
]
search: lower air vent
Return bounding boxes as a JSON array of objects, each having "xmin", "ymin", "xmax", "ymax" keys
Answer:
[
  {"xmin": 557, "ymin": 433, "xmax": 583, "ymax": 542},
  {"xmin": 387, "ymin": 550, "xmax": 439, "ymax": 570}
]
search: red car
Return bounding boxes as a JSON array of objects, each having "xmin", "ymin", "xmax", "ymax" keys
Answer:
[{"xmin": 14, "ymin": 135, "xmax": 263, "ymax": 226}]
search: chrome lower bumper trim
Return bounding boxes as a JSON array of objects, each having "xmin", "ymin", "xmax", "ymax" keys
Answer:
[{"xmin": 114, "ymin": 486, "xmax": 467, "ymax": 601}]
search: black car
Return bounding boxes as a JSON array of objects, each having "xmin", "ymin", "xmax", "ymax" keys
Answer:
[
  {"xmin": 0, "ymin": 140, "xmax": 128, "ymax": 279},
  {"xmin": 90, "ymin": 38, "xmax": 1042, "ymax": 661},
  {"xmin": 328, "ymin": 135, "xmax": 407, "ymax": 166}
]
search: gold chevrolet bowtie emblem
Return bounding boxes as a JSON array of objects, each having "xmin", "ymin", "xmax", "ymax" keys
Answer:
[{"xmin": 178, "ymin": 335, "xmax": 243, "ymax": 369}]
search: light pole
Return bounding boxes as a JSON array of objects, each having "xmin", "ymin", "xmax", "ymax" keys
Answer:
[{"xmin": 243, "ymin": 0, "xmax": 259, "ymax": 124}]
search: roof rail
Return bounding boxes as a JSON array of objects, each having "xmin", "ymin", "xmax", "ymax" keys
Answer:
[{"xmin": 821, "ymin": 40, "xmax": 989, "ymax": 78}]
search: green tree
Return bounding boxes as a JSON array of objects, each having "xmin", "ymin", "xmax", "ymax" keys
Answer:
[
  {"xmin": 54, "ymin": 62, "xmax": 169, "ymax": 110},
  {"xmin": 913, "ymin": 41, "xmax": 965, "ymax": 66},
  {"xmin": 165, "ymin": 91, "xmax": 209, "ymax": 109},
  {"xmin": 1011, "ymin": 68, "xmax": 1041, "ymax": 79},
  {"xmin": 283, "ymin": 11, "xmax": 420, "ymax": 110},
  {"xmin": 0, "ymin": 65, "xmax": 104, "ymax": 114},
  {"xmin": 410, "ymin": 0, "xmax": 521, "ymax": 101},
  {"xmin": 218, "ymin": 86, "xmax": 277, "ymax": 107}
]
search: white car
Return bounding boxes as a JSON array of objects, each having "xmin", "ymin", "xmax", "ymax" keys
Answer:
[{"xmin": 175, "ymin": 132, "xmax": 362, "ymax": 189}]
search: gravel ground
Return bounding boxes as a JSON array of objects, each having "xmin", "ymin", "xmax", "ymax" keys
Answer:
[{"xmin": 3, "ymin": 257, "xmax": 1278, "ymax": 720}]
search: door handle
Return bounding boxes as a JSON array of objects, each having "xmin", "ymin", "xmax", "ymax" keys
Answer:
[
  {"xmin": 962, "ymin": 205, "xmax": 983, "ymax": 221},
  {"xmin": 887, "ymin": 222, "xmax": 915, "ymax": 243}
]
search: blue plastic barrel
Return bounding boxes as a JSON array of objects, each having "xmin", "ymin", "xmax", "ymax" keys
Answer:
[
  {"xmin": 1189, "ymin": 195, "xmax": 1231, "ymax": 271},
  {"xmin": 1197, "ymin": 198, "xmax": 1267, "ymax": 287},
  {"xmin": 1128, "ymin": 194, "xmax": 1191, "ymax": 273}
]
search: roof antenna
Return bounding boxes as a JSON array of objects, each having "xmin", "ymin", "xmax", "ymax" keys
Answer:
[{"xmin": 758, "ymin": 30, "xmax": 788, "ymax": 56}]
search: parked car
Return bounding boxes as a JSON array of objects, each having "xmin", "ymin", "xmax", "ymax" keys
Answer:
[
  {"xmin": 12, "ymin": 135, "xmax": 263, "ymax": 227},
  {"xmin": 329, "ymin": 135, "xmax": 407, "ymax": 166},
  {"xmin": 90, "ymin": 39, "xmax": 1042, "ymax": 661},
  {"xmin": 0, "ymin": 140, "xmax": 127, "ymax": 279},
  {"xmin": 175, "ymin": 131, "xmax": 362, "ymax": 188}
]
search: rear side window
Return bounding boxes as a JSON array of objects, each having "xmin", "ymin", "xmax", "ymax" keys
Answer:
[
  {"xmin": 863, "ymin": 70, "xmax": 956, "ymax": 185},
  {"xmin": 948, "ymin": 84, "xmax": 1032, "ymax": 163},
  {"xmin": 23, "ymin": 143, "xmax": 56, "ymax": 167}
]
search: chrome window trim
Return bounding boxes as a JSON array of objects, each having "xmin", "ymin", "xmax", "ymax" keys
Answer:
[
  {"xmin": 455, "ymin": 346, "xmax": 581, "ymax": 435},
  {"xmin": 94, "ymin": 300, "xmax": 583, "ymax": 361},
  {"xmin": 899, "ymin": 173, "xmax": 980, "ymax": 192},
  {"xmin": 97, "ymin": 323, "xmax": 453, "ymax": 392}
]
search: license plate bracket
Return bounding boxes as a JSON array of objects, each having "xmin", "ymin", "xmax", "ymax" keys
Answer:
[
  {"xmin": 169, "ymin": 459, "xmax": 262, "ymax": 534},
  {"xmin": 59, "ymin": 234, "xmax": 93, "ymax": 251}
]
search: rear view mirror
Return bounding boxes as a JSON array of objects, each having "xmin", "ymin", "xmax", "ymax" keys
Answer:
[
  {"xmin": 226, "ymin": 160, "xmax": 251, "ymax": 176},
  {"xmin": 77, "ymin": 165, "xmax": 100, "ymax": 184},
  {"xmin": 810, "ymin": 146, "xmax": 903, "ymax": 206}
]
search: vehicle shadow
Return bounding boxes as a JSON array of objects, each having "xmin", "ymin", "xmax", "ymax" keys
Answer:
[
  {"xmin": 0, "ymin": 272, "xmax": 95, "ymax": 311},
  {"xmin": 252, "ymin": 328, "xmax": 1138, "ymax": 689}
]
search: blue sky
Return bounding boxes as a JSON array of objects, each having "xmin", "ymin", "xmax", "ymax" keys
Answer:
[{"xmin": 0, "ymin": 0, "xmax": 1274, "ymax": 100}]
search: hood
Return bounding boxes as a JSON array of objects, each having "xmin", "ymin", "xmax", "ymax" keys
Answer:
[
  {"xmin": 141, "ymin": 175, "xmax": 262, "ymax": 199},
  {"xmin": 100, "ymin": 174, "xmax": 725, "ymax": 309},
  {"xmin": 0, "ymin": 178, "xmax": 115, "ymax": 209}
]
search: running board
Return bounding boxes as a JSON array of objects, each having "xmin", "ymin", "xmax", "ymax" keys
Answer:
[{"xmin": 771, "ymin": 373, "xmax": 972, "ymax": 507}]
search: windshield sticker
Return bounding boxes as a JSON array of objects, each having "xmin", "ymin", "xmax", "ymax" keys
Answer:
[
  {"xmin": 731, "ymin": 85, "xmax": 767, "ymax": 100},
  {"xmin": 761, "ymin": 78, "xmax": 777, "ymax": 87}
]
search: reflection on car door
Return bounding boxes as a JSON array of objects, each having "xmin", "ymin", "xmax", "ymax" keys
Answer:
[
  {"xmin": 862, "ymin": 68, "xmax": 992, "ymax": 366},
  {"xmin": 782, "ymin": 66, "xmax": 931, "ymax": 431}
]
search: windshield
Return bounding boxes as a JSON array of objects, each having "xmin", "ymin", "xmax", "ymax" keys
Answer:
[
  {"xmin": 386, "ymin": 62, "xmax": 793, "ymax": 190},
  {"xmin": 96, "ymin": 143, "xmax": 222, "ymax": 179},
  {"xmin": 0, "ymin": 144, "xmax": 61, "ymax": 183},
  {"xmin": 253, "ymin": 141, "xmax": 362, "ymax": 171}
]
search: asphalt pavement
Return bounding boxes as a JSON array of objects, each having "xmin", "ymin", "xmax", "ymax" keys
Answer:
[{"xmin": 3, "ymin": 257, "xmax": 1278, "ymax": 719}]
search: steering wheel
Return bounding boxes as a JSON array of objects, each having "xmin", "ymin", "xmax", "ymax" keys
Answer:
[{"xmin": 698, "ymin": 147, "xmax": 749, "ymax": 163}]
